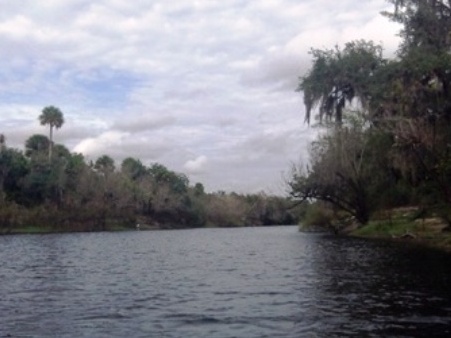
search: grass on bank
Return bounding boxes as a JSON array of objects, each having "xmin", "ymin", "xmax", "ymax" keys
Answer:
[
  {"xmin": 1, "ymin": 219, "xmax": 136, "ymax": 235},
  {"xmin": 351, "ymin": 207, "xmax": 451, "ymax": 252},
  {"xmin": 353, "ymin": 218, "xmax": 419, "ymax": 237},
  {"xmin": 2, "ymin": 225, "xmax": 53, "ymax": 234},
  {"xmin": 1, "ymin": 225, "xmax": 134, "ymax": 235},
  {"xmin": 299, "ymin": 204, "xmax": 451, "ymax": 252}
]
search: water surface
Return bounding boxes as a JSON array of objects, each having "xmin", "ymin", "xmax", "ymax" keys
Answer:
[{"xmin": 1, "ymin": 226, "xmax": 450, "ymax": 337}]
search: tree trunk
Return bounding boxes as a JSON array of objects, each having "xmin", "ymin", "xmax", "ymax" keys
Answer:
[{"xmin": 49, "ymin": 125, "xmax": 53, "ymax": 161}]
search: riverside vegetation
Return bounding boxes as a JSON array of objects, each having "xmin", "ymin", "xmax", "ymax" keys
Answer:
[
  {"xmin": 288, "ymin": 0, "xmax": 451, "ymax": 250},
  {"xmin": 0, "ymin": 107, "xmax": 300, "ymax": 233},
  {"xmin": 2, "ymin": 1, "xmax": 450, "ymax": 246}
]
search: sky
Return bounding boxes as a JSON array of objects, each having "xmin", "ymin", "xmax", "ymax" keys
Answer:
[{"xmin": 0, "ymin": 0, "xmax": 402, "ymax": 194}]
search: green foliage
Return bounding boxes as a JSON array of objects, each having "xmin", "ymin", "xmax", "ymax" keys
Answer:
[
  {"xmin": 39, "ymin": 106, "xmax": 64, "ymax": 130},
  {"xmin": 148, "ymin": 163, "xmax": 189, "ymax": 194},
  {"xmin": 193, "ymin": 182, "xmax": 205, "ymax": 196},
  {"xmin": 0, "ymin": 202, "xmax": 25, "ymax": 231},
  {"xmin": 353, "ymin": 218, "xmax": 419, "ymax": 237},
  {"xmin": 121, "ymin": 157, "xmax": 146, "ymax": 180},
  {"xmin": 298, "ymin": 40, "xmax": 384, "ymax": 124},
  {"xmin": 25, "ymin": 134, "xmax": 50, "ymax": 157},
  {"xmin": 300, "ymin": 203, "xmax": 334, "ymax": 230},
  {"xmin": 95, "ymin": 155, "xmax": 115, "ymax": 174},
  {"xmin": 39, "ymin": 106, "xmax": 64, "ymax": 160},
  {"xmin": 291, "ymin": 0, "xmax": 451, "ymax": 227},
  {"xmin": 288, "ymin": 112, "xmax": 397, "ymax": 224},
  {"xmin": 0, "ymin": 148, "xmax": 29, "ymax": 203},
  {"xmin": 1, "ymin": 122, "xmax": 295, "ymax": 232},
  {"xmin": 53, "ymin": 144, "xmax": 71, "ymax": 159},
  {"xmin": 382, "ymin": 0, "xmax": 451, "ymax": 55}
]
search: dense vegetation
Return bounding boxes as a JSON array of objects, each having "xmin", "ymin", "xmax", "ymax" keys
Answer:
[
  {"xmin": 289, "ymin": 0, "xmax": 451, "ymax": 232},
  {"xmin": 0, "ymin": 108, "xmax": 299, "ymax": 233}
]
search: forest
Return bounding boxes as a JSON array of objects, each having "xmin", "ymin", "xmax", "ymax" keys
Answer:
[
  {"xmin": 0, "ymin": 107, "xmax": 299, "ymax": 233},
  {"xmin": 288, "ymin": 0, "xmax": 451, "ymax": 236}
]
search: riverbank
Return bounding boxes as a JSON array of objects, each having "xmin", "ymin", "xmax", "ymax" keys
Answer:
[
  {"xmin": 350, "ymin": 207, "xmax": 451, "ymax": 253},
  {"xmin": 0, "ymin": 224, "xmax": 134, "ymax": 235},
  {"xmin": 0, "ymin": 222, "xmax": 253, "ymax": 235}
]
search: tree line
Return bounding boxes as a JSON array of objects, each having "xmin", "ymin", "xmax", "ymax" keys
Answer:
[
  {"xmin": 0, "ymin": 108, "xmax": 300, "ymax": 233},
  {"xmin": 288, "ymin": 0, "xmax": 451, "ymax": 229}
]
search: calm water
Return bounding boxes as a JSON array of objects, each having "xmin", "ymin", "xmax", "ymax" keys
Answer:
[{"xmin": 1, "ymin": 226, "xmax": 451, "ymax": 337}]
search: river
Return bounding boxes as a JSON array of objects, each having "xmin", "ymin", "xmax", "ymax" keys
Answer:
[{"xmin": 1, "ymin": 226, "xmax": 450, "ymax": 337}]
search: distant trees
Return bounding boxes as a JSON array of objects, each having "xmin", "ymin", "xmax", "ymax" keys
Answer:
[
  {"xmin": 25, "ymin": 134, "xmax": 50, "ymax": 158},
  {"xmin": 0, "ymin": 134, "xmax": 5, "ymax": 151},
  {"xmin": 0, "ymin": 135, "xmax": 7, "ymax": 202},
  {"xmin": 39, "ymin": 106, "xmax": 64, "ymax": 161},
  {"xmin": 95, "ymin": 155, "xmax": 115, "ymax": 176},
  {"xmin": 0, "ymin": 148, "xmax": 29, "ymax": 206},
  {"xmin": 121, "ymin": 157, "xmax": 147, "ymax": 180},
  {"xmin": 1, "ymin": 115, "xmax": 299, "ymax": 232}
]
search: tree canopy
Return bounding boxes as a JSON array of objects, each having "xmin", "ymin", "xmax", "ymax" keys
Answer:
[
  {"xmin": 382, "ymin": 0, "xmax": 451, "ymax": 55},
  {"xmin": 1, "ymin": 109, "xmax": 299, "ymax": 232},
  {"xmin": 298, "ymin": 40, "xmax": 384, "ymax": 124},
  {"xmin": 290, "ymin": 0, "xmax": 451, "ymax": 228},
  {"xmin": 38, "ymin": 106, "xmax": 64, "ymax": 160}
]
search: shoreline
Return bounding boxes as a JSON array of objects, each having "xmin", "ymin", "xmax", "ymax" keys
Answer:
[
  {"xmin": 351, "ymin": 232, "xmax": 451, "ymax": 254},
  {"xmin": 349, "ymin": 220, "xmax": 451, "ymax": 253}
]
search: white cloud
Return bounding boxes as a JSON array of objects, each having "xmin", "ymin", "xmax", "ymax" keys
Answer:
[
  {"xmin": 184, "ymin": 155, "xmax": 208, "ymax": 175},
  {"xmin": 73, "ymin": 131, "xmax": 127, "ymax": 157},
  {"xmin": 0, "ymin": 0, "xmax": 402, "ymax": 194}
]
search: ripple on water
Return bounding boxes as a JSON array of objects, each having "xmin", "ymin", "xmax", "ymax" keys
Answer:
[{"xmin": 1, "ymin": 227, "xmax": 451, "ymax": 337}]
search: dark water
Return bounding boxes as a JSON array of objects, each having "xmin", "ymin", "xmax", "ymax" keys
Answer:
[{"xmin": 1, "ymin": 226, "xmax": 451, "ymax": 337}]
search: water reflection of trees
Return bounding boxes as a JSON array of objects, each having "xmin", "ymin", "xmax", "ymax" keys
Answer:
[{"xmin": 305, "ymin": 235, "xmax": 451, "ymax": 336}]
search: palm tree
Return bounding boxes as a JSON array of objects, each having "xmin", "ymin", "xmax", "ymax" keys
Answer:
[{"xmin": 39, "ymin": 106, "xmax": 64, "ymax": 160}]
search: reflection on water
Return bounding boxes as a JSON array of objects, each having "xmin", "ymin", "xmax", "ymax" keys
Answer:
[{"xmin": 0, "ymin": 227, "xmax": 450, "ymax": 337}]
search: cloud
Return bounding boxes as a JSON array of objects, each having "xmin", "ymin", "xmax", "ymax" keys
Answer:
[
  {"xmin": 184, "ymin": 155, "xmax": 208, "ymax": 175},
  {"xmin": 0, "ymin": 0, "xmax": 402, "ymax": 194},
  {"xmin": 112, "ymin": 114, "xmax": 177, "ymax": 133},
  {"xmin": 241, "ymin": 0, "xmax": 402, "ymax": 92},
  {"xmin": 73, "ymin": 131, "xmax": 127, "ymax": 157}
]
